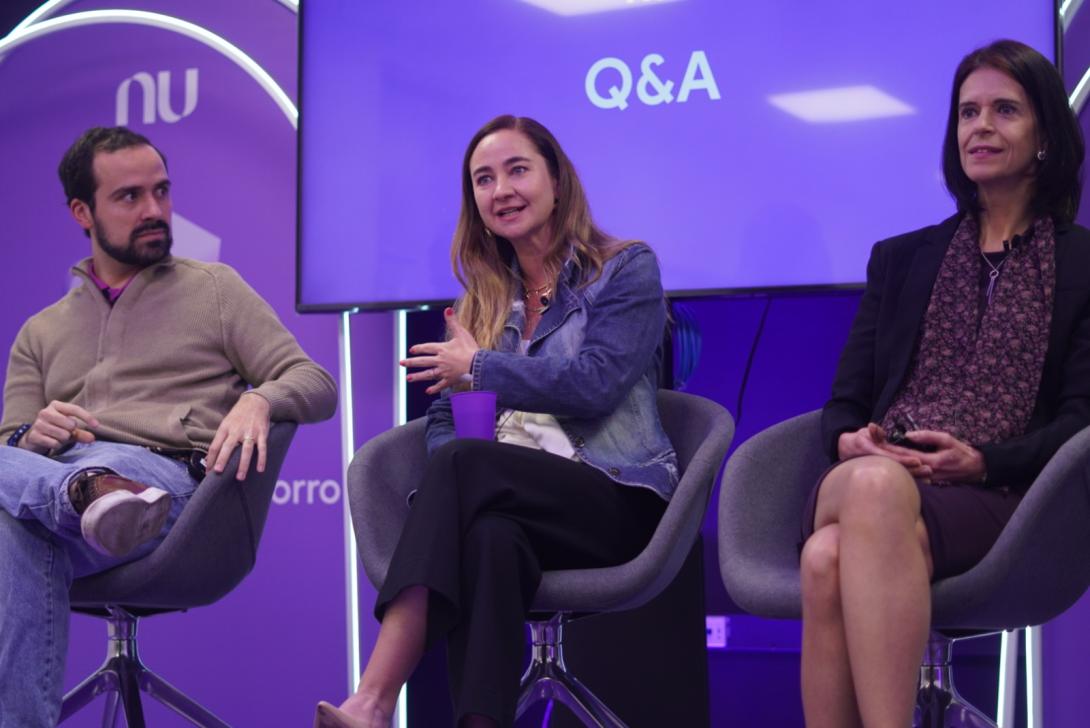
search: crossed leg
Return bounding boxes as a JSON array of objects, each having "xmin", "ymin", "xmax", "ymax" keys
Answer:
[
  {"xmin": 336, "ymin": 585, "xmax": 429, "ymax": 728},
  {"xmin": 800, "ymin": 455, "xmax": 934, "ymax": 728},
  {"xmin": 323, "ymin": 440, "xmax": 661, "ymax": 728}
]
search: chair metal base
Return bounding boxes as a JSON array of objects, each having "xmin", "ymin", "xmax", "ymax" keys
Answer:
[
  {"xmin": 516, "ymin": 613, "xmax": 628, "ymax": 728},
  {"xmin": 59, "ymin": 606, "xmax": 229, "ymax": 728},
  {"xmin": 914, "ymin": 632, "xmax": 997, "ymax": 728}
]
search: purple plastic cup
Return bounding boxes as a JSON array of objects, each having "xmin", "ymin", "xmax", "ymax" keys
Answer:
[{"xmin": 450, "ymin": 390, "xmax": 498, "ymax": 440}]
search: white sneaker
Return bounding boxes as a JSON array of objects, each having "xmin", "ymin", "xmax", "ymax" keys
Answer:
[{"xmin": 78, "ymin": 481, "xmax": 171, "ymax": 558}]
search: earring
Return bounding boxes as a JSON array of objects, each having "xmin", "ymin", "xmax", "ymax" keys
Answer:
[
  {"xmin": 484, "ymin": 228, "xmax": 494, "ymax": 238},
  {"xmin": 1036, "ymin": 149, "xmax": 1047, "ymax": 162}
]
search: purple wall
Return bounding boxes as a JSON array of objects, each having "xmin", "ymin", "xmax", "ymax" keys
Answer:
[{"xmin": 0, "ymin": 2, "xmax": 390, "ymax": 725}]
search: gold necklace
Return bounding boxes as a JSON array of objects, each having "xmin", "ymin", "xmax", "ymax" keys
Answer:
[{"xmin": 522, "ymin": 280, "xmax": 554, "ymax": 314}]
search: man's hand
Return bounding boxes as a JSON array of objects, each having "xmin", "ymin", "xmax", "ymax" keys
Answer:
[
  {"xmin": 21, "ymin": 401, "xmax": 99, "ymax": 454},
  {"xmin": 401, "ymin": 307, "xmax": 481, "ymax": 395},
  {"xmin": 207, "ymin": 392, "xmax": 271, "ymax": 481},
  {"xmin": 837, "ymin": 423, "xmax": 933, "ymax": 480}
]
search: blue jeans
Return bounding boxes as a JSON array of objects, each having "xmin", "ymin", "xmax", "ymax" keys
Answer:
[{"xmin": 0, "ymin": 441, "xmax": 197, "ymax": 728}]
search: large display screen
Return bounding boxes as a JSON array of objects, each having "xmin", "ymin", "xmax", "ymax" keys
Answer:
[{"xmin": 298, "ymin": 0, "xmax": 1055, "ymax": 311}]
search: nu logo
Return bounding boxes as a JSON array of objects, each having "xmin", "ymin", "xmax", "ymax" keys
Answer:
[{"xmin": 116, "ymin": 68, "xmax": 199, "ymax": 125}]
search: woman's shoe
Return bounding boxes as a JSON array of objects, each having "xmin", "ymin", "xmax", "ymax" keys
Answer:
[
  {"xmin": 314, "ymin": 701, "xmax": 363, "ymax": 728},
  {"xmin": 313, "ymin": 698, "xmax": 391, "ymax": 728}
]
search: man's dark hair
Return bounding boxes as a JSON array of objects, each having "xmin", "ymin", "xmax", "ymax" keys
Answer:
[
  {"xmin": 942, "ymin": 39, "xmax": 1085, "ymax": 224},
  {"xmin": 57, "ymin": 127, "xmax": 167, "ymax": 209}
]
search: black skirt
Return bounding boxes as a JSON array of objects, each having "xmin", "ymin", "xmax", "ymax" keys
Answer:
[{"xmin": 800, "ymin": 459, "xmax": 1023, "ymax": 581}]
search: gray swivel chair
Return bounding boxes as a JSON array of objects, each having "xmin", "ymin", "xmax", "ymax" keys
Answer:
[
  {"xmin": 718, "ymin": 410, "xmax": 1090, "ymax": 727},
  {"xmin": 60, "ymin": 422, "xmax": 297, "ymax": 728},
  {"xmin": 348, "ymin": 390, "xmax": 734, "ymax": 727}
]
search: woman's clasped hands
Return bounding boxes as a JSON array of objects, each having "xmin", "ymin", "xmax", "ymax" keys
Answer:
[
  {"xmin": 400, "ymin": 307, "xmax": 481, "ymax": 395},
  {"xmin": 837, "ymin": 423, "xmax": 986, "ymax": 484}
]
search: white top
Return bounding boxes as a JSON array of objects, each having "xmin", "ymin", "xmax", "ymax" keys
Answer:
[{"xmin": 495, "ymin": 339, "xmax": 578, "ymax": 460}]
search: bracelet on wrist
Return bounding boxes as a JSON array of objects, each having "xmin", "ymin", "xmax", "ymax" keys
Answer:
[{"xmin": 7, "ymin": 423, "xmax": 32, "ymax": 447}]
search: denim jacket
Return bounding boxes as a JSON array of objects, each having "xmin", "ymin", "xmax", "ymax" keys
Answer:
[{"xmin": 425, "ymin": 243, "xmax": 680, "ymax": 500}]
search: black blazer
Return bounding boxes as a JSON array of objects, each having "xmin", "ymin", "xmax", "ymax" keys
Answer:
[{"xmin": 822, "ymin": 214, "xmax": 1090, "ymax": 491}]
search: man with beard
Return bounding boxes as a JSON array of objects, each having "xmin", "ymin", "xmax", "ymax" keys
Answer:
[{"xmin": 0, "ymin": 127, "xmax": 338, "ymax": 727}]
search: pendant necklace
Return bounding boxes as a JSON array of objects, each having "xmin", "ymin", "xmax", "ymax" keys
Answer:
[
  {"xmin": 979, "ymin": 248, "xmax": 1010, "ymax": 306},
  {"xmin": 523, "ymin": 281, "xmax": 553, "ymax": 314}
]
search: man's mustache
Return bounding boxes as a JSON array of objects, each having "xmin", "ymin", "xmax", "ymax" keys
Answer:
[{"xmin": 131, "ymin": 220, "xmax": 170, "ymax": 238}]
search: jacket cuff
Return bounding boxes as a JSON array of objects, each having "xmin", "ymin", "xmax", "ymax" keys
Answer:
[
  {"xmin": 470, "ymin": 349, "xmax": 486, "ymax": 391},
  {"xmin": 978, "ymin": 443, "xmax": 1028, "ymax": 490}
]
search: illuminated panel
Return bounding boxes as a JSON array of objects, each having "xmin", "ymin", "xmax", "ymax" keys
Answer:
[
  {"xmin": 8, "ymin": 0, "xmax": 73, "ymax": 35},
  {"xmin": 1072, "ymin": 67, "xmax": 1090, "ymax": 114},
  {"xmin": 517, "ymin": 0, "xmax": 682, "ymax": 16},
  {"xmin": 769, "ymin": 85, "xmax": 915, "ymax": 123},
  {"xmin": 299, "ymin": 1, "xmax": 1055, "ymax": 307},
  {"xmin": 1061, "ymin": 0, "xmax": 1086, "ymax": 30}
]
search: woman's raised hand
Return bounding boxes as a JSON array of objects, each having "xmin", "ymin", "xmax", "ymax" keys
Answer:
[{"xmin": 400, "ymin": 307, "xmax": 481, "ymax": 395}]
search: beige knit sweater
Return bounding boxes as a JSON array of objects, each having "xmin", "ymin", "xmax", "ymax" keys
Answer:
[{"xmin": 0, "ymin": 256, "xmax": 337, "ymax": 450}]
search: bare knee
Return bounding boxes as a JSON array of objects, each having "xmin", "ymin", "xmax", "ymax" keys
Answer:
[
  {"xmin": 915, "ymin": 518, "xmax": 935, "ymax": 580},
  {"xmin": 801, "ymin": 525, "xmax": 841, "ymax": 609},
  {"xmin": 832, "ymin": 457, "xmax": 919, "ymax": 527}
]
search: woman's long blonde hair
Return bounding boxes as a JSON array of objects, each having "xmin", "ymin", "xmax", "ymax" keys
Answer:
[{"xmin": 452, "ymin": 115, "xmax": 627, "ymax": 350}]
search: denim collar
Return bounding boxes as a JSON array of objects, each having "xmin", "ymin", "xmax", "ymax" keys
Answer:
[{"xmin": 502, "ymin": 255, "xmax": 582, "ymax": 348}]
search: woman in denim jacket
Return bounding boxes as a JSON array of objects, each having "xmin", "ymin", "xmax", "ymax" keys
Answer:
[{"xmin": 316, "ymin": 116, "xmax": 677, "ymax": 728}]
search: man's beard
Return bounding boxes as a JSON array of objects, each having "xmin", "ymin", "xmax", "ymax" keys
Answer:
[{"xmin": 94, "ymin": 218, "xmax": 173, "ymax": 267}]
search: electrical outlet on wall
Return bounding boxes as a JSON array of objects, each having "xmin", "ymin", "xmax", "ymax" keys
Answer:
[{"xmin": 705, "ymin": 615, "xmax": 729, "ymax": 649}]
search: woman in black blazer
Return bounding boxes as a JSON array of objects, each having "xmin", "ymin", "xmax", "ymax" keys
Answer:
[{"xmin": 800, "ymin": 40, "xmax": 1088, "ymax": 727}]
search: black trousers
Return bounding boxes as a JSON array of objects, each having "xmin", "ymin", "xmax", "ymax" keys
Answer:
[{"xmin": 375, "ymin": 439, "xmax": 666, "ymax": 727}]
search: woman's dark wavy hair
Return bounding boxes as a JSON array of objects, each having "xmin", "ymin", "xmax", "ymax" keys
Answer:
[{"xmin": 942, "ymin": 39, "xmax": 1084, "ymax": 224}]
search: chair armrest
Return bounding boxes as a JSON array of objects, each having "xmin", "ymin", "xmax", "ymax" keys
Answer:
[
  {"xmin": 932, "ymin": 424, "xmax": 1090, "ymax": 628},
  {"xmin": 532, "ymin": 391, "xmax": 734, "ymax": 613},
  {"xmin": 70, "ymin": 421, "xmax": 297, "ymax": 609},
  {"xmin": 719, "ymin": 410, "xmax": 826, "ymax": 618},
  {"xmin": 347, "ymin": 418, "xmax": 428, "ymax": 590}
]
